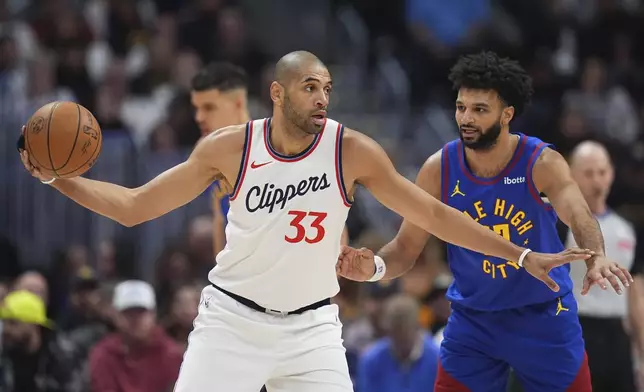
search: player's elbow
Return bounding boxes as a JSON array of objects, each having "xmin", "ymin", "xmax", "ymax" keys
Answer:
[{"xmin": 117, "ymin": 189, "xmax": 145, "ymax": 227}]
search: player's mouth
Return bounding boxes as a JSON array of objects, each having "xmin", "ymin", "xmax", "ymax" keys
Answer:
[
  {"xmin": 460, "ymin": 126, "xmax": 479, "ymax": 135},
  {"xmin": 311, "ymin": 111, "xmax": 327, "ymax": 126}
]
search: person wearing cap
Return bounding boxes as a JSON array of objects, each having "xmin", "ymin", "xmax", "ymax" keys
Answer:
[
  {"xmin": 89, "ymin": 280, "xmax": 183, "ymax": 392},
  {"xmin": 0, "ymin": 290, "xmax": 82, "ymax": 392}
]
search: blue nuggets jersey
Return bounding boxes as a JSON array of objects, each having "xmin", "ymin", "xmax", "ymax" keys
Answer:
[
  {"xmin": 441, "ymin": 134, "xmax": 573, "ymax": 311},
  {"xmin": 209, "ymin": 180, "xmax": 230, "ymax": 222}
]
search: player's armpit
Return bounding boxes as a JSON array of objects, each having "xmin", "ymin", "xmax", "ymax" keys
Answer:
[
  {"xmin": 52, "ymin": 126, "xmax": 243, "ymax": 226},
  {"xmin": 378, "ymin": 152, "xmax": 441, "ymax": 279},
  {"xmin": 344, "ymin": 130, "xmax": 525, "ymax": 263},
  {"xmin": 532, "ymin": 148, "xmax": 605, "ymax": 256}
]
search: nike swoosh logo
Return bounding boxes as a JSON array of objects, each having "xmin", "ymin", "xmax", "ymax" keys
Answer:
[{"xmin": 250, "ymin": 161, "xmax": 272, "ymax": 169}]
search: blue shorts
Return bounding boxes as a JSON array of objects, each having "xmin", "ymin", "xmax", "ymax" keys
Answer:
[{"xmin": 435, "ymin": 291, "xmax": 591, "ymax": 392}]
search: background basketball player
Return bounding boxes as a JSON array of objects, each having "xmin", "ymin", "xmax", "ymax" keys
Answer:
[
  {"xmin": 19, "ymin": 51, "xmax": 594, "ymax": 391},
  {"xmin": 190, "ymin": 62, "xmax": 250, "ymax": 256},
  {"xmin": 336, "ymin": 51, "xmax": 633, "ymax": 392}
]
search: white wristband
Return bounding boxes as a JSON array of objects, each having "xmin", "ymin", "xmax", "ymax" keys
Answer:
[
  {"xmin": 517, "ymin": 248, "xmax": 532, "ymax": 268},
  {"xmin": 367, "ymin": 255, "xmax": 386, "ymax": 282},
  {"xmin": 41, "ymin": 177, "xmax": 56, "ymax": 185}
]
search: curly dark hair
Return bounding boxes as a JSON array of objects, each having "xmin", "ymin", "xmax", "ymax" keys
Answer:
[{"xmin": 448, "ymin": 51, "xmax": 534, "ymax": 116}]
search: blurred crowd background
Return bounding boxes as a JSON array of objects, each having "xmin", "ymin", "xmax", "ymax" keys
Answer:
[{"xmin": 0, "ymin": 0, "xmax": 643, "ymax": 391}]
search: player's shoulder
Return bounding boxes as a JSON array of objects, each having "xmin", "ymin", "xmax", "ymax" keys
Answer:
[
  {"xmin": 421, "ymin": 149, "xmax": 442, "ymax": 173},
  {"xmin": 196, "ymin": 124, "xmax": 247, "ymax": 151},
  {"xmin": 339, "ymin": 126, "xmax": 381, "ymax": 156},
  {"xmin": 533, "ymin": 145, "xmax": 565, "ymax": 170}
]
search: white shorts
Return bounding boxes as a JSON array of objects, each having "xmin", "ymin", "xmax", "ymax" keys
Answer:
[{"xmin": 174, "ymin": 285, "xmax": 353, "ymax": 392}]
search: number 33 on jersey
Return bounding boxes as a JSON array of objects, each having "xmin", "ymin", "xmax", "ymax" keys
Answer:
[{"xmin": 209, "ymin": 118, "xmax": 351, "ymax": 310}]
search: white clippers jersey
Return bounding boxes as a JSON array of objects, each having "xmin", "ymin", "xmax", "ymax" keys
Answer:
[{"xmin": 208, "ymin": 118, "xmax": 352, "ymax": 311}]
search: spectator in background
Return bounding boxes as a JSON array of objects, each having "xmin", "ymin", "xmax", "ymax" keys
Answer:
[
  {"xmin": 58, "ymin": 266, "xmax": 110, "ymax": 332},
  {"xmin": 358, "ymin": 295, "xmax": 439, "ymax": 392},
  {"xmin": 162, "ymin": 283, "xmax": 200, "ymax": 348},
  {"xmin": 562, "ymin": 57, "xmax": 640, "ymax": 145},
  {"xmin": 89, "ymin": 280, "xmax": 182, "ymax": 392},
  {"xmin": 13, "ymin": 270, "xmax": 48, "ymax": 304},
  {"xmin": 63, "ymin": 270, "xmax": 114, "ymax": 392},
  {"xmin": 0, "ymin": 290, "xmax": 81, "ymax": 392},
  {"xmin": 154, "ymin": 243, "xmax": 196, "ymax": 314}
]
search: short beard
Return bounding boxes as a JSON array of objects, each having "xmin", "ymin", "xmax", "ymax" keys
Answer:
[
  {"xmin": 282, "ymin": 93, "xmax": 324, "ymax": 135},
  {"xmin": 460, "ymin": 120, "xmax": 502, "ymax": 151}
]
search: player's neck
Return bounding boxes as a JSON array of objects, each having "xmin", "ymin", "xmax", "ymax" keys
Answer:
[
  {"xmin": 464, "ymin": 132, "xmax": 517, "ymax": 177},
  {"xmin": 240, "ymin": 110, "xmax": 250, "ymax": 124},
  {"xmin": 269, "ymin": 115, "xmax": 317, "ymax": 156}
]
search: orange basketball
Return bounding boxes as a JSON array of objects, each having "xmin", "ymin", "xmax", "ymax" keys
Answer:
[{"xmin": 25, "ymin": 101, "xmax": 102, "ymax": 179}]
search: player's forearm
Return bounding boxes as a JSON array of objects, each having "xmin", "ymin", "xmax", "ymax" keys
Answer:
[
  {"xmin": 378, "ymin": 238, "xmax": 423, "ymax": 280},
  {"xmin": 51, "ymin": 177, "xmax": 136, "ymax": 226},
  {"xmin": 429, "ymin": 201, "xmax": 525, "ymax": 262},
  {"xmin": 567, "ymin": 206, "xmax": 606, "ymax": 258}
]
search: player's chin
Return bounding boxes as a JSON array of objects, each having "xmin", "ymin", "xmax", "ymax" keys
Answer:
[
  {"xmin": 305, "ymin": 120, "xmax": 325, "ymax": 134},
  {"xmin": 460, "ymin": 133, "xmax": 480, "ymax": 145}
]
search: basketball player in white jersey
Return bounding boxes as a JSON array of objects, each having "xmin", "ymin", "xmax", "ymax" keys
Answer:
[{"xmin": 19, "ymin": 51, "xmax": 593, "ymax": 391}]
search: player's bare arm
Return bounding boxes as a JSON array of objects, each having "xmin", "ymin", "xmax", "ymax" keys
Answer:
[
  {"xmin": 337, "ymin": 129, "xmax": 592, "ymax": 289},
  {"xmin": 532, "ymin": 147, "xmax": 633, "ymax": 293},
  {"xmin": 375, "ymin": 151, "xmax": 441, "ymax": 279},
  {"xmin": 20, "ymin": 125, "xmax": 246, "ymax": 227}
]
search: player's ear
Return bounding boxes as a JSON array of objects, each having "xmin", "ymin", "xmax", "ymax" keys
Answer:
[
  {"xmin": 502, "ymin": 106, "xmax": 515, "ymax": 126},
  {"xmin": 269, "ymin": 82, "xmax": 283, "ymax": 106}
]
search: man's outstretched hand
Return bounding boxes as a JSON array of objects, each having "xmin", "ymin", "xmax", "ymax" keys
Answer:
[{"xmin": 522, "ymin": 248, "xmax": 595, "ymax": 292}]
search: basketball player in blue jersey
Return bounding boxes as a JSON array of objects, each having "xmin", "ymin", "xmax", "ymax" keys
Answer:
[
  {"xmin": 337, "ymin": 51, "xmax": 633, "ymax": 392},
  {"xmin": 190, "ymin": 62, "xmax": 251, "ymax": 256}
]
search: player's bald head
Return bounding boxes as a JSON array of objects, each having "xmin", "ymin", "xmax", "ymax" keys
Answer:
[
  {"xmin": 570, "ymin": 141, "xmax": 612, "ymax": 170},
  {"xmin": 274, "ymin": 51, "xmax": 328, "ymax": 85}
]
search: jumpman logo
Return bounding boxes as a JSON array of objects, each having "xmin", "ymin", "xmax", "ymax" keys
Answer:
[
  {"xmin": 451, "ymin": 180, "xmax": 466, "ymax": 197},
  {"xmin": 555, "ymin": 297, "xmax": 569, "ymax": 316}
]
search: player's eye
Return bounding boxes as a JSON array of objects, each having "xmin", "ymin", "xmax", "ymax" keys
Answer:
[
  {"xmin": 324, "ymin": 87, "xmax": 332, "ymax": 94},
  {"xmin": 456, "ymin": 105, "xmax": 465, "ymax": 111},
  {"xmin": 305, "ymin": 85, "xmax": 314, "ymax": 92}
]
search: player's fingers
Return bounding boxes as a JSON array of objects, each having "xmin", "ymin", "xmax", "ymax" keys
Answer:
[
  {"xmin": 611, "ymin": 265, "xmax": 632, "ymax": 287},
  {"xmin": 601, "ymin": 267, "xmax": 623, "ymax": 294},
  {"xmin": 581, "ymin": 277, "xmax": 590, "ymax": 296},
  {"xmin": 20, "ymin": 151, "xmax": 34, "ymax": 172},
  {"xmin": 539, "ymin": 274, "xmax": 560, "ymax": 292},
  {"xmin": 339, "ymin": 245, "xmax": 352, "ymax": 257},
  {"xmin": 588, "ymin": 270, "xmax": 608, "ymax": 290},
  {"xmin": 563, "ymin": 247, "xmax": 593, "ymax": 256},
  {"xmin": 561, "ymin": 248, "xmax": 593, "ymax": 261}
]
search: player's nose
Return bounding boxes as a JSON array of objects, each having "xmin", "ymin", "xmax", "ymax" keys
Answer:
[{"xmin": 315, "ymin": 93, "xmax": 329, "ymax": 107}]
